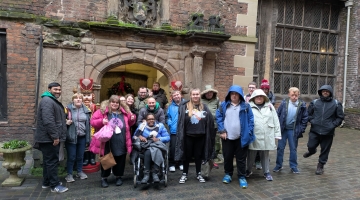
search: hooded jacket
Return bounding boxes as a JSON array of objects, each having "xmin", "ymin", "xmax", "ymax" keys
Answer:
[
  {"xmin": 166, "ymin": 99, "xmax": 185, "ymax": 134},
  {"xmin": 215, "ymin": 85, "xmax": 255, "ymax": 148},
  {"xmin": 175, "ymin": 100, "xmax": 215, "ymax": 161},
  {"xmin": 201, "ymin": 88, "xmax": 220, "ymax": 128},
  {"xmin": 277, "ymin": 98, "xmax": 308, "ymax": 138},
  {"xmin": 308, "ymin": 85, "xmax": 344, "ymax": 135},
  {"xmin": 35, "ymin": 91, "xmax": 67, "ymax": 143},
  {"xmin": 137, "ymin": 102, "xmax": 165, "ymax": 126},
  {"xmin": 66, "ymin": 103, "xmax": 92, "ymax": 144},
  {"xmin": 249, "ymin": 89, "xmax": 281, "ymax": 150}
]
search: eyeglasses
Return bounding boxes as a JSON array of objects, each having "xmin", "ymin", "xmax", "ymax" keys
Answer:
[{"xmin": 146, "ymin": 118, "xmax": 155, "ymax": 121}]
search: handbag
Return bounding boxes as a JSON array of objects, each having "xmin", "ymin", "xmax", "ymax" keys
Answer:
[
  {"xmin": 99, "ymin": 142, "xmax": 116, "ymax": 170},
  {"xmin": 94, "ymin": 124, "xmax": 114, "ymax": 142},
  {"xmin": 201, "ymin": 159, "xmax": 214, "ymax": 178}
]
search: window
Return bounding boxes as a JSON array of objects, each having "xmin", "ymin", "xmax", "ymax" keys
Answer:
[
  {"xmin": 0, "ymin": 29, "xmax": 7, "ymax": 121},
  {"xmin": 273, "ymin": 0, "xmax": 340, "ymax": 95}
]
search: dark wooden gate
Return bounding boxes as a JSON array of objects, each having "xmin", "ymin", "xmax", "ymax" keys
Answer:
[{"xmin": 0, "ymin": 29, "xmax": 7, "ymax": 121}]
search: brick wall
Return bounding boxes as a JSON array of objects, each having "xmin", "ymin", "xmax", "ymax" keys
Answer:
[
  {"xmin": 215, "ymin": 42, "xmax": 247, "ymax": 101},
  {"xmin": 169, "ymin": 0, "xmax": 248, "ymax": 35},
  {"xmin": 0, "ymin": 0, "xmax": 108, "ymax": 21},
  {"xmin": 0, "ymin": 21, "xmax": 41, "ymax": 141},
  {"xmin": 43, "ymin": 0, "xmax": 107, "ymax": 21},
  {"xmin": 0, "ymin": 0, "xmax": 47, "ymax": 15}
]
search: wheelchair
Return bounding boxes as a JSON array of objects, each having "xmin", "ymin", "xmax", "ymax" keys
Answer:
[{"xmin": 132, "ymin": 140, "xmax": 169, "ymax": 188}]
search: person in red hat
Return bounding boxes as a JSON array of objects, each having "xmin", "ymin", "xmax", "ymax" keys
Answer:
[{"xmin": 260, "ymin": 79, "xmax": 275, "ymax": 105}]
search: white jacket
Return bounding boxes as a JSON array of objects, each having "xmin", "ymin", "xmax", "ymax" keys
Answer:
[{"xmin": 248, "ymin": 89, "xmax": 281, "ymax": 150}]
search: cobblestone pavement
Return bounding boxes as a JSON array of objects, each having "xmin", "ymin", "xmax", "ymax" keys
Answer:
[{"xmin": 1, "ymin": 127, "xmax": 360, "ymax": 200}]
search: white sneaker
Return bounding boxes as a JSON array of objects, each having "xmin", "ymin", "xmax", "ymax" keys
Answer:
[
  {"xmin": 65, "ymin": 174, "xmax": 75, "ymax": 183},
  {"xmin": 179, "ymin": 173, "xmax": 187, "ymax": 184},
  {"xmin": 76, "ymin": 171, "xmax": 88, "ymax": 180},
  {"xmin": 169, "ymin": 166, "xmax": 176, "ymax": 172},
  {"xmin": 197, "ymin": 173, "xmax": 205, "ymax": 183},
  {"xmin": 179, "ymin": 165, "xmax": 183, "ymax": 171}
]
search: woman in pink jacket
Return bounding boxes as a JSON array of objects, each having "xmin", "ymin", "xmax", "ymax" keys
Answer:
[{"xmin": 90, "ymin": 95, "xmax": 136, "ymax": 188}]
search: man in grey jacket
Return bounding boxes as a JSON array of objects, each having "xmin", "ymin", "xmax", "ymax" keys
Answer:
[
  {"xmin": 34, "ymin": 82, "xmax": 68, "ymax": 193},
  {"xmin": 303, "ymin": 85, "xmax": 344, "ymax": 175}
]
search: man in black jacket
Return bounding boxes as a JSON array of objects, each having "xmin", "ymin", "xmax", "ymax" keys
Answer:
[
  {"xmin": 303, "ymin": 85, "xmax": 344, "ymax": 175},
  {"xmin": 151, "ymin": 82, "xmax": 168, "ymax": 109},
  {"xmin": 34, "ymin": 82, "xmax": 68, "ymax": 193}
]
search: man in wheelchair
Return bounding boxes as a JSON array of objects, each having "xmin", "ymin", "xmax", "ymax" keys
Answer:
[{"xmin": 132, "ymin": 113, "xmax": 170, "ymax": 184}]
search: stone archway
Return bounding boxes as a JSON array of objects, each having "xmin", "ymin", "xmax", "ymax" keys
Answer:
[{"xmin": 84, "ymin": 47, "xmax": 186, "ymax": 102}]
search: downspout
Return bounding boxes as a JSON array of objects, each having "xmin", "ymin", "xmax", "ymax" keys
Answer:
[
  {"xmin": 343, "ymin": 0, "xmax": 353, "ymax": 111},
  {"xmin": 34, "ymin": 35, "xmax": 43, "ymax": 123}
]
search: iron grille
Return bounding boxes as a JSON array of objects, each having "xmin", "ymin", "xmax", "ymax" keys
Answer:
[{"xmin": 274, "ymin": 0, "xmax": 339, "ymax": 95}]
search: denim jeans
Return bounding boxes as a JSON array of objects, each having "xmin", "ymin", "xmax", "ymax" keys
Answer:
[
  {"xmin": 39, "ymin": 142, "xmax": 60, "ymax": 188},
  {"xmin": 275, "ymin": 129, "xmax": 298, "ymax": 169},
  {"xmin": 65, "ymin": 136, "xmax": 86, "ymax": 174}
]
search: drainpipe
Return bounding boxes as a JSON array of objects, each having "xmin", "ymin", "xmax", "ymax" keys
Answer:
[
  {"xmin": 34, "ymin": 35, "xmax": 43, "ymax": 123},
  {"xmin": 342, "ymin": 0, "xmax": 353, "ymax": 111}
]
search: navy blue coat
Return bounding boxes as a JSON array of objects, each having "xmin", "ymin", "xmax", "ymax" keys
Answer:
[{"xmin": 277, "ymin": 98, "xmax": 308, "ymax": 138}]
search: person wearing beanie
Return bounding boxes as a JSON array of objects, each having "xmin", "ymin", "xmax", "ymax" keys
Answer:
[{"xmin": 260, "ymin": 79, "xmax": 275, "ymax": 105}]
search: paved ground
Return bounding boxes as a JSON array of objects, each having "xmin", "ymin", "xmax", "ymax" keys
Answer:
[{"xmin": 1, "ymin": 127, "xmax": 360, "ymax": 200}]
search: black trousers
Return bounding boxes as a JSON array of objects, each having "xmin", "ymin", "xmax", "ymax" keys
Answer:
[
  {"xmin": 39, "ymin": 142, "xmax": 60, "ymax": 188},
  {"xmin": 183, "ymin": 135, "xmax": 205, "ymax": 174},
  {"xmin": 169, "ymin": 134, "xmax": 183, "ymax": 166},
  {"xmin": 307, "ymin": 131, "xmax": 334, "ymax": 165},
  {"xmin": 222, "ymin": 138, "xmax": 248, "ymax": 178},
  {"xmin": 101, "ymin": 153, "xmax": 126, "ymax": 178}
]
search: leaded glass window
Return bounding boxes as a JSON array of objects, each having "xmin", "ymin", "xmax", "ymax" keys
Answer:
[{"xmin": 274, "ymin": 0, "xmax": 340, "ymax": 95}]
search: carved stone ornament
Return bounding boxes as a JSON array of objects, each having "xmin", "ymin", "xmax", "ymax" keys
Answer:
[{"xmin": 124, "ymin": 0, "xmax": 159, "ymax": 27}]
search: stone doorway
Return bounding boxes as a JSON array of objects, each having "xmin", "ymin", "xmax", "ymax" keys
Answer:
[{"xmin": 100, "ymin": 63, "xmax": 169, "ymax": 102}]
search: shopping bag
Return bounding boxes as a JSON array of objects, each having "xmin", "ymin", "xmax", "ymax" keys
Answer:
[{"xmin": 94, "ymin": 124, "xmax": 113, "ymax": 142}]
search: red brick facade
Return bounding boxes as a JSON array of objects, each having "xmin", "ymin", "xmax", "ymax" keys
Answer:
[{"xmin": 1, "ymin": 0, "xmax": 359, "ymax": 142}]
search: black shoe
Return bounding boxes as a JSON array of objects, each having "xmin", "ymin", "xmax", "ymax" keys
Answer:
[
  {"xmin": 115, "ymin": 177, "xmax": 123, "ymax": 186},
  {"xmin": 101, "ymin": 179, "xmax": 109, "ymax": 188},
  {"xmin": 152, "ymin": 173, "xmax": 160, "ymax": 183},
  {"xmin": 89, "ymin": 152, "xmax": 96, "ymax": 165},
  {"xmin": 315, "ymin": 163, "xmax": 324, "ymax": 175},
  {"xmin": 141, "ymin": 171, "xmax": 150, "ymax": 184},
  {"xmin": 303, "ymin": 151, "xmax": 314, "ymax": 158},
  {"xmin": 83, "ymin": 151, "xmax": 89, "ymax": 166}
]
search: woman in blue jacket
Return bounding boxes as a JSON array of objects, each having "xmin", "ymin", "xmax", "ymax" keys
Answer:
[{"xmin": 134, "ymin": 113, "xmax": 170, "ymax": 184}]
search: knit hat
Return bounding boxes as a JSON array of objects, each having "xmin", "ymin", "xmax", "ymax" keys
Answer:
[{"xmin": 260, "ymin": 79, "xmax": 270, "ymax": 89}]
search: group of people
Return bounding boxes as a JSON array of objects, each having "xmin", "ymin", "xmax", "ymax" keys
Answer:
[{"xmin": 34, "ymin": 79, "xmax": 344, "ymax": 193}]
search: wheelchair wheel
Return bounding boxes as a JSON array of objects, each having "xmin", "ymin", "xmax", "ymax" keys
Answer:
[
  {"xmin": 164, "ymin": 174, "xmax": 168, "ymax": 187},
  {"xmin": 133, "ymin": 175, "xmax": 137, "ymax": 188}
]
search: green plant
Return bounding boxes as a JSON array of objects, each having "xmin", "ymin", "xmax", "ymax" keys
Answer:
[
  {"xmin": 31, "ymin": 166, "xmax": 67, "ymax": 177},
  {"xmin": 2, "ymin": 140, "xmax": 29, "ymax": 150}
]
